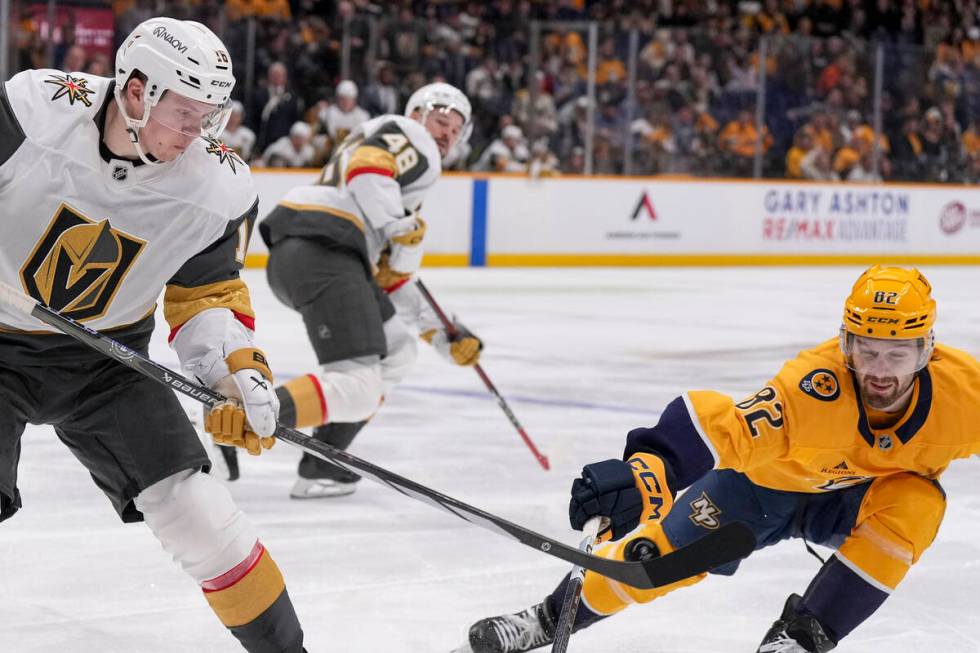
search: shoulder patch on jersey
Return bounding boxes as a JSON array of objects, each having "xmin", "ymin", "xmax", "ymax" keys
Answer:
[
  {"xmin": 203, "ymin": 136, "xmax": 245, "ymax": 173},
  {"xmin": 799, "ymin": 368, "xmax": 840, "ymax": 402},
  {"xmin": 43, "ymin": 73, "xmax": 96, "ymax": 107},
  {"xmin": 362, "ymin": 120, "xmax": 430, "ymax": 187}
]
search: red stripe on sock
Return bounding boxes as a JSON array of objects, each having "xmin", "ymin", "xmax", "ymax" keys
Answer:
[
  {"xmin": 201, "ymin": 541, "xmax": 265, "ymax": 593},
  {"xmin": 307, "ymin": 374, "xmax": 328, "ymax": 424}
]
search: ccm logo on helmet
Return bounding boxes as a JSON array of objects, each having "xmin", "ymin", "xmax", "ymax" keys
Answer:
[
  {"xmin": 153, "ymin": 26, "xmax": 189, "ymax": 54},
  {"xmin": 867, "ymin": 316, "xmax": 900, "ymax": 324},
  {"xmin": 211, "ymin": 80, "xmax": 232, "ymax": 87}
]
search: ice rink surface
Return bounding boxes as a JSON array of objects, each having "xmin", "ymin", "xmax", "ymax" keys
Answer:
[{"xmin": 2, "ymin": 266, "xmax": 980, "ymax": 652}]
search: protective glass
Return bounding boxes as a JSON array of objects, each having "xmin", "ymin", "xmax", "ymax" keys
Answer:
[
  {"xmin": 840, "ymin": 331, "xmax": 929, "ymax": 376},
  {"xmin": 148, "ymin": 90, "xmax": 231, "ymax": 139}
]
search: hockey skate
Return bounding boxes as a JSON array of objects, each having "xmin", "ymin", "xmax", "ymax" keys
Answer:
[
  {"xmin": 757, "ymin": 594, "xmax": 835, "ymax": 653},
  {"xmin": 456, "ymin": 602, "xmax": 556, "ymax": 653},
  {"xmin": 289, "ymin": 474, "xmax": 359, "ymax": 499},
  {"xmin": 290, "ymin": 422, "xmax": 365, "ymax": 499}
]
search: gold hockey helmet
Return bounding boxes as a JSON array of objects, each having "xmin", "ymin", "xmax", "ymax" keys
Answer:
[{"xmin": 840, "ymin": 265, "xmax": 936, "ymax": 371}]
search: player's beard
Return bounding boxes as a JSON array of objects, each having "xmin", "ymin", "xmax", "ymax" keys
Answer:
[{"xmin": 859, "ymin": 373, "xmax": 914, "ymax": 410}]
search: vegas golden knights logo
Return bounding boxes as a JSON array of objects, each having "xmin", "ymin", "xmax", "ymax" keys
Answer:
[{"xmin": 20, "ymin": 204, "xmax": 145, "ymax": 322}]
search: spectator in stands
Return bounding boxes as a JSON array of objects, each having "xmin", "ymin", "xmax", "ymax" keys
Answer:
[
  {"xmin": 60, "ymin": 45, "xmax": 87, "ymax": 73},
  {"xmin": 556, "ymin": 96, "xmax": 590, "ymax": 160},
  {"xmin": 552, "ymin": 62, "xmax": 586, "ymax": 110},
  {"xmin": 528, "ymin": 139, "xmax": 561, "ymax": 178},
  {"xmin": 596, "ymin": 38, "xmax": 626, "ymax": 86},
  {"xmin": 221, "ymin": 101, "xmax": 257, "ymax": 162},
  {"xmin": 890, "ymin": 114, "xmax": 924, "ymax": 181},
  {"xmin": 966, "ymin": 152, "xmax": 980, "ymax": 184},
  {"xmin": 251, "ymin": 61, "xmax": 304, "ymax": 154},
  {"xmin": 593, "ymin": 135, "xmax": 620, "ymax": 175},
  {"xmin": 362, "ymin": 64, "xmax": 401, "ymax": 117},
  {"xmin": 920, "ymin": 106, "xmax": 955, "ymax": 181},
  {"xmin": 85, "ymin": 53, "xmax": 110, "ymax": 77},
  {"xmin": 963, "ymin": 116, "xmax": 980, "ymax": 161},
  {"xmin": 512, "ymin": 73, "xmax": 558, "ymax": 142},
  {"xmin": 386, "ymin": 7, "xmax": 426, "ymax": 74},
  {"xmin": 475, "ymin": 124, "xmax": 530, "ymax": 172},
  {"xmin": 718, "ymin": 109, "xmax": 771, "ymax": 177},
  {"xmin": 847, "ymin": 150, "xmax": 885, "ymax": 183},
  {"xmin": 785, "ymin": 127, "xmax": 814, "ymax": 179},
  {"xmin": 322, "ymin": 80, "xmax": 370, "ymax": 145},
  {"xmin": 801, "ymin": 146, "xmax": 840, "ymax": 181},
  {"xmin": 563, "ymin": 146, "xmax": 586, "ymax": 174},
  {"xmin": 260, "ymin": 121, "xmax": 315, "ymax": 168}
]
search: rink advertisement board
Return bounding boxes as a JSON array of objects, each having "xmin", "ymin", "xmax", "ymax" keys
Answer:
[
  {"xmin": 249, "ymin": 171, "xmax": 980, "ymax": 266},
  {"xmin": 249, "ymin": 172, "xmax": 474, "ymax": 265}
]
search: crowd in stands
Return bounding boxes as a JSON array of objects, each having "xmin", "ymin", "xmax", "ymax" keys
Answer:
[{"xmin": 8, "ymin": 0, "xmax": 979, "ymax": 183}]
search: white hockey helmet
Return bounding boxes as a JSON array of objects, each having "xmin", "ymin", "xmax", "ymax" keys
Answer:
[
  {"xmin": 114, "ymin": 17, "xmax": 236, "ymax": 162},
  {"xmin": 404, "ymin": 82, "xmax": 473, "ymax": 150}
]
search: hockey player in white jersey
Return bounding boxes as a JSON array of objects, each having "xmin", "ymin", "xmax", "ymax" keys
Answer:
[
  {"xmin": 0, "ymin": 18, "xmax": 306, "ymax": 651},
  {"xmin": 259, "ymin": 82, "xmax": 482, "ymax": 498}
]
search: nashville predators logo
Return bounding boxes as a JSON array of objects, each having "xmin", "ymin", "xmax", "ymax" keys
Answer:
[
  {"xmin": 44, "ymin": 73, "xmax": 96, "ymax": 107},
  {"xmin": 688, "ymin": 492, "xmax": 722, "ymax": 530},
  {"xmin": 20, "ymin": 203, "xmax": 145, "ymax": 322},
  {"xmin": 799, "ymin": 369, "xmax": 840, "ymax": 402},
  {"xmin": 203, "ymin": 137, "xmax": 244, "ymax": 174}
]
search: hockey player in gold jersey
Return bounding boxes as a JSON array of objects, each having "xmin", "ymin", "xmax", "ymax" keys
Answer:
[
  {"xmin": 459, "ymin": 265, "xmax": 980, "ymax": 653},
  {"xmin": 0, "ymin": 17, "xmax": 305, "ymax": 651}
]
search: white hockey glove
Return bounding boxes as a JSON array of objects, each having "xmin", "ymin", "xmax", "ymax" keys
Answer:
[
  {"xmin": 375, "ymin": 216, "xmax": 426, "ymax": 291},
  {"xmin": 191, "ymin": 344, "xmax": 279, "ymax": 456},
  {"xmin": 421, "ymin": 320, "xmax": 483, "ymax": 367}
]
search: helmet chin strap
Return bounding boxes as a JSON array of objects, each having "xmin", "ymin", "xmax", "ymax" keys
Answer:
[{"xmin": 113, "ymin": 87, "xmax": 161, "ymax": 166}]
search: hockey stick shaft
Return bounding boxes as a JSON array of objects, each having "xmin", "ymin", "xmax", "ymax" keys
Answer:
[
  {"xmin": 414, "ymin": 278, "xmax": 550, "ymax": 470},
  {"xmin": 551, "ymin": 517, "xmax": 604, "ymax": 653},
  {"xmin": 0, "ymin": 282, "xmax": 755, "ymax": 590}
]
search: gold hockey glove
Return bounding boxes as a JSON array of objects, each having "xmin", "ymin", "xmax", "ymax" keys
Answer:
[
  {"xmin": 421, "ymin": 321, "xmax": 483, "ymax": 367},
  {"xmin": 202, "ymin": 347, "xmax": 279, "ymax": 456}
]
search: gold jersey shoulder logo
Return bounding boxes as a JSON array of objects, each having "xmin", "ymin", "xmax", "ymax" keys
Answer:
[
  {"xmin": 20, "ymin": 203, "xmax": 146, "ymax": 322},
  {"xmin": 203, "ymin": 136, "xmax": 244, "ymax": 174},
  {"xmin": 44, "ymin": 73, "xmax": 96, "ymax": 107},
  {"xmin": 799, "ymin": 368, "xmax": 840, "ymax": 402}
]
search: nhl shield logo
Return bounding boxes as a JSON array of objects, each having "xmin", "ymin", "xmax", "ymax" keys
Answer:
[
  {"xmin": 877, "ymin": 434, "xmax": 893, "ymax": 451},
  {"xmin": 20, "ymin": 203, "xmax": 145, "ymax": 322},
  {"xmin": 800, "ymin": 369, "xmax": 840, "ymax": 402}
]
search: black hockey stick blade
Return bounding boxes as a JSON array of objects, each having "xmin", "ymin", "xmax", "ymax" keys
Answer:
[{"xmin": 0, "ymin": 282, "xmax": 757, "ymax": 590}]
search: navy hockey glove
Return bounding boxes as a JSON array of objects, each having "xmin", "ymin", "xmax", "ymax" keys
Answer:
[{"xmin": 569, "ymin": 454, "xmax": 674, "ymax": 540}]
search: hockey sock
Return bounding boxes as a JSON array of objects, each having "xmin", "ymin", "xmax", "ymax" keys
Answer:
[
  {"xmin": 297, "ymin": 421, "xmax": 366, "ymax": 481},
  {"xmin": 545, "ymin": 572, "xmax": 606, "ymax": 633},
  {"xmin": 800, "ymin": 556, "xmax": 887, "ymax": 642},
  {"xmin": 276, "ymin": 375, "xmax": 327, "ymax": 429},
  {"xmin": 202, "ymin": 541, "xmax": 304, "ymax": 653}
]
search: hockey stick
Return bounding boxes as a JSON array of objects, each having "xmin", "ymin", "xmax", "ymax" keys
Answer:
[
  {"xmin": 0, "ymin": 281, "xmax": 755, "ymax": 590},
  {"xmin": 550, "ymin": 517, "xmax": 604, "ymax": 653},
  {"xmin": 415, "ymin": 278, "xmax": 551, "ymax": 470}
]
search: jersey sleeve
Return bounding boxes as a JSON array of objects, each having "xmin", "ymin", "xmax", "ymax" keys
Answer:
[
  {"xmin": 0, "ymin": 78, "xmax": 29, "ymax": 191},
  {"xmin": 625, "ymin": 371, "xmax": 793, "ymax": 492},
  {"xmin": 344, "ymin": 120, "xmax": 432, "ymax": 234},
  {"xmin": 164, "ymin": 198, "xmax": 258, "ymax": 362}
]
